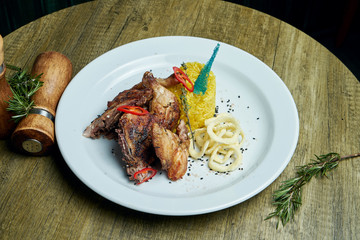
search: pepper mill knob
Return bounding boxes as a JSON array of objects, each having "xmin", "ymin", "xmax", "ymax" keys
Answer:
[
  {"xmin": 0, "ymin": 35, "xmax": 16, "ymax": 139},
  {"xmin": 11, "ymin": 51, "xmax": 72, "ymax": 155}
]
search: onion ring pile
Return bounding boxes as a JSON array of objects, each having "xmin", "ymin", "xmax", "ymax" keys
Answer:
[{"xmin": 189, "ymin": 113, "xmax": 245, "ymax": 172}]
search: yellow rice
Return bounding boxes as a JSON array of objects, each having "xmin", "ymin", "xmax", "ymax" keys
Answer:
[{"xmin": 168, "ymin": 62, "xmax": 216, "ymax": 130}]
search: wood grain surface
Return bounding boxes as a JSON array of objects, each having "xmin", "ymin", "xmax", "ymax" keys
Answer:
[{"xmin": 1, "ymin": 0, "xmax": 359, "ymax": 239}]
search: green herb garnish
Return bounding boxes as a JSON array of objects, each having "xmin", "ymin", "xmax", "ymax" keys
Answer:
[
  {"xmin": 5, "ymin": 64, "xmax": 43, "ymax": 122},
  {"xmin": 179, "ymin": 63, "xmax": 195, "ymax": 145},
  {"xmin": 180, "ymin": 80, "xmax": 195, "ymax": 145},
  {"xmin": 265, "ymin": 152, "xmax": 360, "ymax": 229}
]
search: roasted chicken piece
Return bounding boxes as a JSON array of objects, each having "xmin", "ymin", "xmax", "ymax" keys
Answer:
[
  {"xmin": 84, "ymin": 71, "xmax": 187, "ymax": 184},
  {"xmin": 155, "ymin": 73, "xmax": 179, "ymax": 88},
  {"xmin": 152, "ymin": 120, "xmax": 190, "ymax": 181},
  {"xmin": 115, "ymin": 72, "xmax": 183, "ymax": 183},
  {"xmin": 83, "ymin": 87, "xmax": 153, "ymax": 139},
  {"xmin": 142, "ymin": 71, "xmax": 180, "ymax": 131},
  {"xmin": 116, "ymin": 113, "xmax": 156, "ymax": 183}
]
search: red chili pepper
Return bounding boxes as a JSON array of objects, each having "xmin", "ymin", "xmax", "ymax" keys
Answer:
[
  {"xmin": 117, "ymin": 105, "xmax": 149, "ymax": 116},
  {"xmin": 133, "ymin": 167, "xmax": 157, "ymax": 185},
  {"xmin": 173, "ymin": 66, "xmax": 194, "ymax": 92}
]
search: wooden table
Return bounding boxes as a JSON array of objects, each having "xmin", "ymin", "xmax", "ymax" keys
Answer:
[{"xmin": 1, "ymin": 0, "xmax": 359, "ymax": 239}]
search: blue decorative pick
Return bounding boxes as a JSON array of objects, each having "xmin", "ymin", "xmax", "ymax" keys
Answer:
[{"xmin": 193, "ymin": 43, "xmax": 220, "ymax": 95}]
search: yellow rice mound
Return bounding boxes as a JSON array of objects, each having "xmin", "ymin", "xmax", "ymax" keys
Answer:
[{"xmin": 168, "ymin": 62, "xmax": 216, "ymax": 130}]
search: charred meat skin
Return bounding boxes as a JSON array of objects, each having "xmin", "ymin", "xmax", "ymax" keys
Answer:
[
  {"xmin": 84, "ymin": 71, "xmax": 186, "ymax": 184},
  {"xmin": 142, "ymin": 71, "xmax": 180, "ymax": 131},
  {"xmin": 152, "ymin": 120, "xmax": 189, "ymax": 181},
  {"xmin": 117, "ymin": 72, "xmax": 183, "ymax": 183},
  {"xmin": 83, "ymin": 87, "xmax": 153, "ymax": 139},
  {"xmin": 116, "ymin": 113, "xmax": 156, "ymax": 183},
  {"xmin": 117, "ymin": 113, "xmax": 155, "ymax": 166}
]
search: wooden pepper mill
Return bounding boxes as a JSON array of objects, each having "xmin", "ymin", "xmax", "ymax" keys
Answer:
[
  {"xmin": 0, "ymin": 35, "xmax": 16, "ymax": 139},
  {"xmin": 11, "ymin": 51, "xmax": 72, "ymax": 155}
]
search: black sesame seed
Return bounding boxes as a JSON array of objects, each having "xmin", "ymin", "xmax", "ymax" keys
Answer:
[{"xmin": 200, "ymin": 177, "xmax": 203, "ymax": 180}]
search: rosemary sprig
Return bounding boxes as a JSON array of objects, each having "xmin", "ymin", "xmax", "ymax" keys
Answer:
[
  {"xmin": 5, "ymin": 64, "xmax": 43, "ymax": 122},
  {"xmin": 265, "ymin": 152, "xmax": 360, "ymax": 229},
  {"xmin": 179, "ymin": 62, "xmax": 195, "ymax": 144},
  {"xmin": 180, "ymin": 84, "xmax": 195, "ymax": 145}
]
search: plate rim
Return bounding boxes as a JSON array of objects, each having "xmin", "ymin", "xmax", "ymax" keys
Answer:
[{"xmin": 56, "ymin": 36, "xmax": 299, "ymax": 216}]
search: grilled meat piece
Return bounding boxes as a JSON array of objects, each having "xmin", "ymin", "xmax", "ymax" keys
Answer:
[
  {"xmin": 116, "ymin": 113, "xmax": 156, "ymax": 183},
  {"xmin": 83, "ymin": 87, "xmax": 153, "ymax": 139},
  {"xmin": 117, "ymin": 72, "xmax": 183, "ymax": 183},
  {"xmin": 155, "ymin": 73, "xmax": 179, "ymax": 88},
  {"xmin": 152, "ymin": 120, "xmax": 190, "ymax": 181},
  {"xmin": 142, "ymin": 71, "xmax": 180, "ymax": 131},
  {"xmin": 84, "ymin": 71, "xmax": 185, "ymax": 184}
]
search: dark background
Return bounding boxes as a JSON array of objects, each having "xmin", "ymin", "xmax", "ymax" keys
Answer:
[
  {"xmin": 0, "ymin": 0, "xmax": 90, "ymax": 36},
  {"xmin": 226, "ymin": 0, "xmax": 360, "ymax": 81},
  {"xmin": 1, "ymin": 0, "xmax": 359, "ymax": 80}
]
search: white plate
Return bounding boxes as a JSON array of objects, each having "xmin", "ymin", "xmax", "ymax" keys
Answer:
[{"xmin": 56, "ymin": 36, "xmax": 299, "ymax": 215}]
